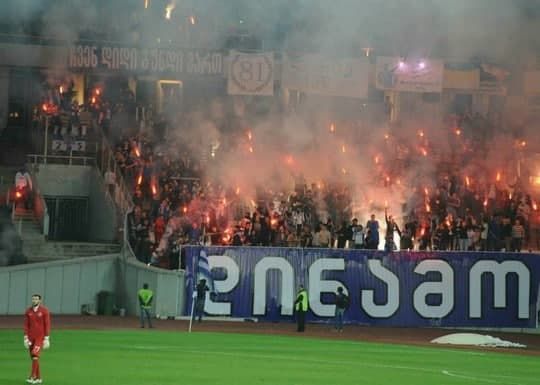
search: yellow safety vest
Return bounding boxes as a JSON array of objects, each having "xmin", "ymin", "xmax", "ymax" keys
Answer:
[{"xmin": 295, "ymin": 289, "xmax": 308, "ymax": 312}]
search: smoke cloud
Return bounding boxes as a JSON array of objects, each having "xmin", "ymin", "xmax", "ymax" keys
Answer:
[{"xmin": 2, "ymin": 0, "xmax": 540, "ymax": 226}]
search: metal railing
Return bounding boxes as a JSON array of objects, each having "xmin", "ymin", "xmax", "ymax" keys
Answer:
[
  {"xmin": 26, "ymin": 154, "xmax": 96, "ymax": 166},
  {"xmin": 94, "ymin": 130, "xmax": 133, "ymax": 218}
]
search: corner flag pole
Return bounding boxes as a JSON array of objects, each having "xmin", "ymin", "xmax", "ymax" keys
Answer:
[
  {"xmin": 188, "ymin": 298, "xmax": 195, "ymax": 333},
  {"xmin": 188, "ymin": 292, "xmax": 196, "ymax": 333}
]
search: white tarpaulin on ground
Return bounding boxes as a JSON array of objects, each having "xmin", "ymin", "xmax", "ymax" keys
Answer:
[
  {"xmin": 227, "ymin": 51, "xmax": 274, "ymax": 96},
  {"xmin": 376, "ymin": 57, "xmax": 444, "ymax": 93},
  {"xmin": 282, "ymin": 54, "xmax": 369, "ymax": 98},
  {"xmin": 431, "ymin": 333, "xmax": 526, "ymax": 348}
]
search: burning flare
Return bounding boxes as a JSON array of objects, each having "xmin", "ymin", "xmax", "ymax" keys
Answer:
[{"xmin": 165, "ymin": 2, "xmax": 175, "ymax": 19}]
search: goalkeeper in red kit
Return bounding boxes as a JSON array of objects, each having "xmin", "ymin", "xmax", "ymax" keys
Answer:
[{"xmin": 24, "ymin": 294, "xmax": 51, "ymax": 384}]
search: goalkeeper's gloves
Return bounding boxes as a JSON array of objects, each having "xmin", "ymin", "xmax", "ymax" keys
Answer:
[
  {"xmin": 43, "ymin": 336, "xmax": 50, "ymax": 350},
  {"xmin": 23, "ymin": 335, "xmax": 30, "ymax": 349}
]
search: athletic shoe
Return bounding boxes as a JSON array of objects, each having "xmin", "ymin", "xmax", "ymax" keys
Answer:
[
  {"xmin": 33, "ymin": 379, "xmax": 43, "ymax": 384},
  {"xmin": 26, "ymin": 378, "xmax": 35, "ymax": 384}
]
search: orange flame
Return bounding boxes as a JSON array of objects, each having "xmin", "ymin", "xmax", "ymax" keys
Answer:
[
  {"xmin": 95, "ymin": 88, "xmax": 101, "ymax": 96},
  {"xmin": 247, "ymin": 131, "xmax": 252, "ymax": 141},
  {"xmin": 384, "ymin": 133, "xmax": 389, "ymax": 140},
  {"xmin": 91, "ymin": 97, "xmax": 96, "ymax": 104},
  {"xmin": 418, "ymin": 130, "xmax": 424, "ymax": 138},
  {"xmin": 235, "ymin": 187, "xmax": 240, "ymax": 195},
  {"xmin": 137, "ymin": 174, "xmax": 143, "ymax": 185},
  {"xmin": 385, "ymin": 176, "xmax": 390, "ymax": 183},
  {"xmin": 426, "ymin": 203, "xmax": 431, "ymax": 213},
  {"xmin": 465, "ymin": 176, "xmax": 470, "ymax": 187},
  {"xmin": 15, "ymin": 191, "xmax": 22, "ymax": 199},
  {"xmin": 521, "ymin": 140, "xmax": 527, "ymax": 147},
  {"xmin": 59, "ymin": 86, "xmax": 64, "ymax": 94},
  {"xmin": 374, "ymin": 156, "xmax": 380, "ymax": 164},
  {"xmin": 152, "ymin": 184, "xmax": 157, "ymax": 196},
  {"xmin": 248, "ymin": 146, "xmax": 253, "ymax": 153},
  {"xmin": 424, "ymin": 187, "xmax": 429, "ymax": 196},
  {"xmin": 534, "ymin": 202, "xmax": 538, "ymax": 211},
  {"xmin": 421, "ymin": 148, "xmax": 427, "ymax": 157},
  {"xmin": 134, "ymin": 147, "xmax": 141, "ymax": 157},
  {"xmin": 420, "ymin": 227, "xmax": 425, "ymax": 236},
  {"xmin": 496, "ymin": 172, "xmax": 501, "ymax": 182},
  {"xmin": 182, "ymin": 206, "xmax": 188, "ymax": 214},
  {"xmin": 341, "ymin": 145, "xmax": 346, "ymax": 153},
  {"xmin": 285, "ymin": 155, "xmax": 294, "ymax": 165},
  {"xmin": 330, "ymin": 123, "xmax": 335, "ymax": 133},
  {"xmin": 483, "ymin": 199, "xmax": 488, "ymax": 207}
]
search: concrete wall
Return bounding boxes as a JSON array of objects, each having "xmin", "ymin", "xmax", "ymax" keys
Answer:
[
  {"xmin": 0, "ymin": 255, "xmax": 186, "ymax": 317},
  {"xmin": 0, "ymin": 254, "xmax": 117, "ymax": 315},
  {"xmin": 31, "ymin": 164, "xmax": 117, "ymax": 242},
  {"xmin": 122, "ymin": 258, "xmax": 185, "ymax": 318},
  {"xmin": 33, "ymin": 164, "xmax": 92, "ymax": 197},
  {"xmin": 88, "ymin": 169, "xmax": 118, "ymax": 242}
]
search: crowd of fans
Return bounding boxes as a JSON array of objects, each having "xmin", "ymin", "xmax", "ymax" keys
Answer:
[{"xmin": 65, "ymin": 82, "xmax": 538, "ymax": 269}]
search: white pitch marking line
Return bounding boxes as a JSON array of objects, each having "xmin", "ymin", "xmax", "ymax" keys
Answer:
[{"xmin": 442, "ymin": 370, "xmax": 524, "ymax": 385}]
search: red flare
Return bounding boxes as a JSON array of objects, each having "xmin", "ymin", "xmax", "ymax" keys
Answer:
[
  {"xmin": 152, "ymin": 184, "xmax": 157, "ymax": 196},
  {"xmin": 465, "ymin": 176, "xmax": 470, "ymax": 187},
  {"xmin": 59, "ymin": 86, "xmax": 64, "ymax": 94},
  {"xmin": 483, "ymin": 199, "xmax": 488, "ymax": 207},
  {"xmin": 247, "ymin": 131, "xmax": 252, "ymax": 141},
  {"xmin": 425, "ymin": 203, "xmax": 431, "ymax": 213},
  {"xmin": 496, "ymin": 172, "xmax": 501, "ymax": 182},
  {"xmin": 182, "ymin": 206, "xmax": 188, "ymax": 214},
  {"xmin": 235, "ymin": 187, "xmax": 240, "ymax": 195},
  {"xmin": 330, "ymin": 123, "xmax": 335, "ymax": 133},
  {"xmin": 134, "ymin": 147, "xmax": 141, "ymax": 157},
  {"xmin": 137, "ymin": 174, "xmax": 143, "ymax": 186}
]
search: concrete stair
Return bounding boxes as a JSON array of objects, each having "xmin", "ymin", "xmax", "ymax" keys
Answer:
[{"xmin": 13, "ymin": 208, "xmax": 121, "ymax": 263}]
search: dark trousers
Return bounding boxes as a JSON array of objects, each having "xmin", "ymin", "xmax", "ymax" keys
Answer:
[
  {"xmin": 195, "ymin": 299, "xmax": 205, "ymax": 322},
  {"xmin": 296, "ymin": 310, "xmax": 306, "ymax": 332}
]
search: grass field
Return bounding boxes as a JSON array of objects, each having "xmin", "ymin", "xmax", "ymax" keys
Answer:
[{"xmin": 0, "ymin": 329, "xmax": 538, "ymax": 385}]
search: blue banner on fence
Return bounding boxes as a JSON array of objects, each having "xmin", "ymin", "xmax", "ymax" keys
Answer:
[{"xmin": 185, "ymin": 247, "xmax": 540, "ymax": 327}]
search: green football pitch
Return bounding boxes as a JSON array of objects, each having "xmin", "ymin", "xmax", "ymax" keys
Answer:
[{"xmin": 0, "ymin": 329, "xmax": 538, "ymax": 385}]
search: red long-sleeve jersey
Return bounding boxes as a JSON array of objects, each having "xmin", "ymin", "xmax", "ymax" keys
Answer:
[{"xmin": 24, "ymin": 305, "xmax": 50, "ymax": 340}]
